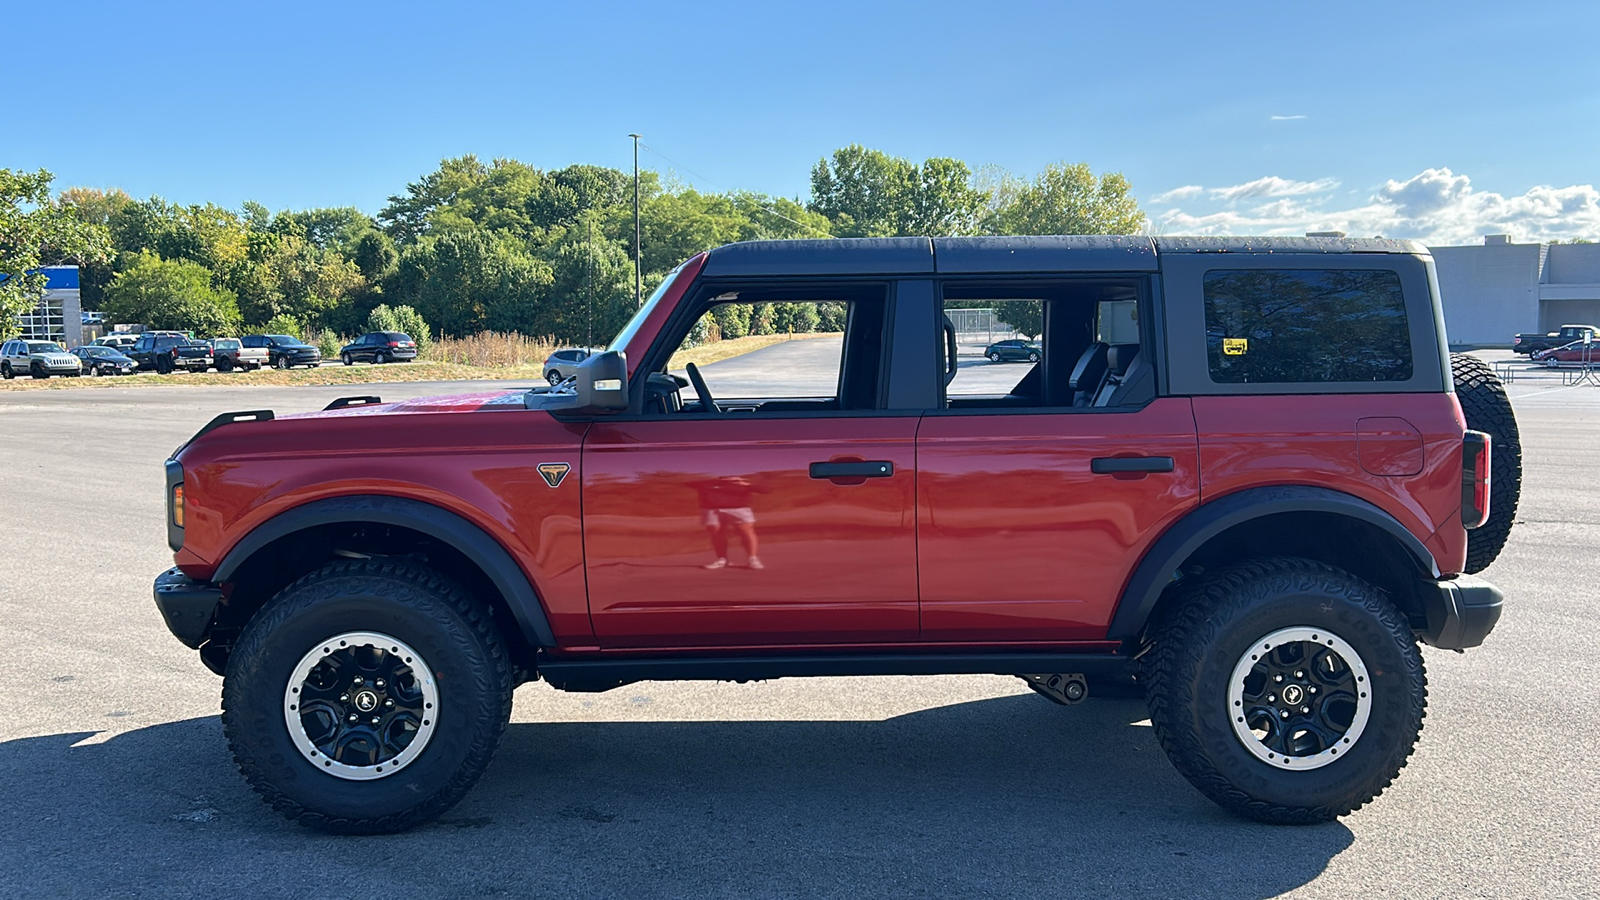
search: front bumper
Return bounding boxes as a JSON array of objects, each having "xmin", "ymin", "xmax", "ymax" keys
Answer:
[
  {"xmin": 1418, "ymin": 574, "xmax": 1503, "ymax": 650},
  {"xmin": 153, "ymin": 567, "xmax": 223, "ymax": 649}
]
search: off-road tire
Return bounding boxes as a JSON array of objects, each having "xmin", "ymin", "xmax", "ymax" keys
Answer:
[
  {"xmin": 1451, "ymin": 353, "xmax": 1521, "ymax": 572},
  {"xmin": 221, "ymin": 559, "xmax": 513, "ymax": 834},
  {"xmin": 1143, "ymin": 557, "xmax": 1426, "ymax": 824}
]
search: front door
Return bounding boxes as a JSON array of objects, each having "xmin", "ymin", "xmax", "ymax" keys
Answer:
[
  {"xmin": 582, "ymin": 416, "xmax": 919, "ymax": 648},
  {"xmin": 580, "ymin": 286, "xmax": 918, "ymax": 649}
]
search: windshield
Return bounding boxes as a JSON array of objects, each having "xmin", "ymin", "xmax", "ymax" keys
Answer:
[
  {"xmin": 607, "ymin": 266, "xmax": 683, "ymax": 353},
  {"xmin": 27, "ymin": 342, "xmax": 62, "ymax": 353},
  {"xmin": 267, "ymin": 334, "xmax": 303, "ymax": 345}
]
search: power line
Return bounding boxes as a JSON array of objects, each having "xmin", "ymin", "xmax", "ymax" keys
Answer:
[{"xmin": 637, "ymin": 142, "xmax": 833, "ymax": 239}]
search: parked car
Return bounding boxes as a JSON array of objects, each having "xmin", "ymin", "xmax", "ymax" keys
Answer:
[
  {"xmin": 1, "ymin": 339, "xmax": 81, "ymax": 379},
  {"xmin": 983, "ymin": 338, "xmax": 1041, "ymax": 363},
  {"xmin": 542, "ymin": 347, "xmax": 594, "ymax": 384},
  {"xmin": 242, "ymin": 334, "xmax": 321, "ymax": 369},
  {"xmin": 208, "ymin": 337, "xmax": 270, "ymax": 373},
  {"xmin": 1532, "ymin": 339, "xmax": 1599, "ymax": 366},
  {"xmin": 81, "ymin": 311, "xmax": 105, "ymax": 325},
  {"xmin": 1512, "ymin": 324, "xmax": 1599, "ymax": 355},
  {"xmin": 70, "ymin": 344, "xmax": 137, "ymax": 376},
  {"xmin": 339, "ymin": 332, "xmax": 418, "ymax": 366},
  {"xmin": 94, "ymin": 334, "xmax": 141, "ymax": 352},
  {"xmin": 156, "ymin": 236, "xmax": 1512, "ymax": 834},
  {"xmin": 127, "ymin": 332, "xmax": 214, "ymax": 374}
]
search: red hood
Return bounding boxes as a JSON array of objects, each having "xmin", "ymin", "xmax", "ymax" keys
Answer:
[{"xmin": 279, "ymin": 390, "xmax": 530, "ymax": 420}]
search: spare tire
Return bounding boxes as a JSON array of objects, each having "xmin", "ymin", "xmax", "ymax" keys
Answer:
[{"xmin": 1451, "ymin": 353, "xmax": 1521, "ymax": 573}]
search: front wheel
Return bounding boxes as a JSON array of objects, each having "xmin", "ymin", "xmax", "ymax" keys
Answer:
[
  {"xmin": 342, "ymin": 353, "xmax": 353, "ymax": 366},
  {"xmin": 274, "ymin": 356, "xmax": 289, "ymax": 370},
  {"xmin": 988, "ymin": 352, "xmax": 1001, "ymax": 363},
  {"xmin": 546, "ymin": 370, "xmax": 562, "ymax": 385},
  {"xmin": 1143, "ymin": 557, "xmax": 1425, "ymax": 824},
  {"xmin": 86, "ymin": 364, "xmax": 99, "ymax": 377},
  {"xmin": 31, "ymin": 363, "xmax": 48, "ymax": 379},
  {"xmin": 222, "ymin": 559, "xmax": 513, "ymax": 834}
]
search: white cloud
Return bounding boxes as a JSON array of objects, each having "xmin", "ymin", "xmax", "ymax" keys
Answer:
[
  {"xmin": 1147, "ymin": 167, "xmax": 1600, "ymax": 245},
  {"xmin": 1208, "ymin": 176, "xmax": 1340, "ymax": 202},
  {"xmin": 1151, "ymin": 185, "xmax": 1203, "ymax": 203},
  {"xmin": 1270, "ymin": 115, "xmax": 1308, "ymax": 121}
]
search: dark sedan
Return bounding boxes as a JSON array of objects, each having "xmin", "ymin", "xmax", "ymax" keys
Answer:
[
  {"xmin": 984, "ymin": 338, "xmax": 1041, "ymax": 363},
  {"xmin": 243, "ymin": 334, "xmax": 322, "ymax": 369},
  {"xmin": 340, "ymin": 332, "xmax": 418, "ymax": 365},
  {"xmin": 70, "ymin": 345, "xmax": 137, "ymax": 376}
]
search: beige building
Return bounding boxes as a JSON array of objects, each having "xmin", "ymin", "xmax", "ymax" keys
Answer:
[{"xmin": 1429, "ymin": 236, "xmax": 1600, "ymax": 347}]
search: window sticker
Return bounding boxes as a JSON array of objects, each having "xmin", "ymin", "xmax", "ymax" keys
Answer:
[{"xmin": 1222, "ymin": 338, "xmax": 1248, "ymax": 356}]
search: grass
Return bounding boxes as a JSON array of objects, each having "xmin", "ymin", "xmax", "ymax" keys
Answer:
[
  {"xmin": 0, "ymin": 361, "xmax": 549, "ymax": 391},
  {"xmin": 0, "ymin": 331, "xmax": 839, "ymax": 392}
]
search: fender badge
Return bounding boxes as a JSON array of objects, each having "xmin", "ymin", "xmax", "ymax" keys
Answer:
[{"xmin": 537, "ymin": 462, "xmax": 571, "ymax": 488}]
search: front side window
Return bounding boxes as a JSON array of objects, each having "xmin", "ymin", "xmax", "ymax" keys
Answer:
[{"xmin": 1203, "ymin": 269, "xmax": 1412, "ymax": 383}]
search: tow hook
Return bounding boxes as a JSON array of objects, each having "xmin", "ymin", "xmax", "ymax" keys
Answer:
[{"xmin": 1020, "ymin": 673, "xmax": 1089, "ymax": 706}]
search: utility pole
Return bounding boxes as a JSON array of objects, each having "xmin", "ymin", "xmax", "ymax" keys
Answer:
[
  {"xmin": 585, "ymin": 216, "xmax": 593, "ymax": 348},
  {"xmin": 629, "ymin": 133, "xmax": 642, "ymax": 309}
]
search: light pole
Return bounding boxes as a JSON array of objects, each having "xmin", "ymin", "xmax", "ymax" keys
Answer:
[{"xmin": 628, "ymin": 133, "xmax": 642, "ymax": 309}]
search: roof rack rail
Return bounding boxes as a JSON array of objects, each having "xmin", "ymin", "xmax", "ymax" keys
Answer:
[{"xmin": 324, "ymin": 395, "xmax": 383, "ymax": 411}]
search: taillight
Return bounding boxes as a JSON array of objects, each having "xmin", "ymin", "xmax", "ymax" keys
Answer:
[
  {"xmin": 389, "ymin": 341, "xmax": 400, "ymax": 347},
  {"xmin": 172, "ymin": 483, "xmax": 185, "ymax": 528},
  {"xmin": 1461, "ymin": 431, "xmax": 1491, "ymax": 529}
]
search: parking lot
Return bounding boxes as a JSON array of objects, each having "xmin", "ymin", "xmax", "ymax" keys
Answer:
[{"xmin": 1, "ymin": 349, "xmax": 1597, "ymax": 898}]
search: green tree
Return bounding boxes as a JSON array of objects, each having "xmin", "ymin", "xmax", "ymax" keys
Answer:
[
  {"xmin": 0, "ymin": 169, "xmax": 111, "ymax": 338},
  {"xmin": 232, "ymin": 229, "xmax": 365, "ymax": 328},
  {"xmin": 808, "ymin": 146, "xmax": 988, "ymax": 237},
  {"xmin": 986, "ymin": 163, "xmax": 1145, "ymax": 235},
  {"xmin": 102, "ymin": 252, "xmax": 242, "ymax": 336},
  {"xmin": 542, "ymin": 225, "xmax": 635, "ymax": 345},
  {"xmin": 993, "ymin": 300, "xmax": 1044, "ymax": 339},
  {"xmin": 387, "ymin": 231, "xmax": 553, "ymax": 336},
  {"xmin": 366, "ymin": 303, "xmax": 432, "ymax": 351}
]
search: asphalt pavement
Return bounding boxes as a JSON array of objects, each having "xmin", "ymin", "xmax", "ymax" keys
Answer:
[{"xmin": 0, "ymin": 349, "xmax": 1596, "ymax": 898}]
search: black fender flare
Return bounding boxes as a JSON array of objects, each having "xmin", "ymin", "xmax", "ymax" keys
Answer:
[
  {"xmin": 1106, "ymin": 485, "xmax": 1440, "ymax": 642},
  {"xmin": 213, "ymin": 495, "xmax": 557, "ymax": 647}
]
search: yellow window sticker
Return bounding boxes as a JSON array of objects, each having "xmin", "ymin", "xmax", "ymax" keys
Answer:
[{"xmin": 1222, "ymin": 338, "xmax": 1248, "ymax": 356}]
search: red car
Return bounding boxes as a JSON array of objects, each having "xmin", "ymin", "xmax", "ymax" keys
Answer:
[
  {"xmin": 1533, "ymin": 339, "xmax": 1599, "ymax": 366},
  {"xmin": 153, "ymin": 236, "xmax": 1515, "ymax": 834}
]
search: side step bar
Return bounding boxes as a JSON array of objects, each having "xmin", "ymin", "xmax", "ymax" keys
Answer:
[{"xmin": 535, "ymin": 651, "xmax": 1135, "ymax": 692}]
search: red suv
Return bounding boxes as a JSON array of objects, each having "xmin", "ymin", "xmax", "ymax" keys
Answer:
[{"xmin": 153, "ymin": 236, "xmax": 1516, "ymax": 833}]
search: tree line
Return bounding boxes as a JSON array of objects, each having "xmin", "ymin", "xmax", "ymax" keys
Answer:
[{"xmin": 1, "ymin": 146, "xmax": 1146, "ymax": 344}]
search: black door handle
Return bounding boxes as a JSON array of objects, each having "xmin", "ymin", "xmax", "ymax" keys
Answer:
[
  {"xmin": 1091, "ymin": 456, "xmax": 1175, "ymax": 474},
  {"xmin": 809, "ymin": 461, "xmax": 895, "ymax": 479}
]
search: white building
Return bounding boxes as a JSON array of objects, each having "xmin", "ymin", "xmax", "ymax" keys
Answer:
[
  {"xmin": 1429, "ymin": 236, "xmax": 1600, "ymax": 347},
  {"xmin": 11, "ymin": 266, "xmax": 84, "ymax": 348}
]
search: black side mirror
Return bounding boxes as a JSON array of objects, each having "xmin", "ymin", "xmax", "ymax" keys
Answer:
[{"xmin": 534, "ymin": 350, "xmax": 629, "ymax": 414}]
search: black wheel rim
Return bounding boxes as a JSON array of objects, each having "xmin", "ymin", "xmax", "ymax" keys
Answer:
[
  {"xmin": 283, "ymin": 631, "xmax": 439, "ymax": 780},
  {"xmin": 1228, "ymin": 626, "xmax": 1371, "ymax": 770}
]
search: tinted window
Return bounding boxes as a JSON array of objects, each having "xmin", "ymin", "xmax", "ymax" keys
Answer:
[{"xmin": 1203, "ymin": 269, "xmax": 1411, "ymax": 384}]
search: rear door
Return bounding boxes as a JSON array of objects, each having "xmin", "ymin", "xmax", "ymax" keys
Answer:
[{"xmin": 917, "ymin": 275, "xmax": 1201, "ymax": 641}]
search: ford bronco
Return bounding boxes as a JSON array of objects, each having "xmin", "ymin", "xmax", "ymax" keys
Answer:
[{"xmin": 152, "ymin": 236, "xmax": 1517, "ymax": 833}]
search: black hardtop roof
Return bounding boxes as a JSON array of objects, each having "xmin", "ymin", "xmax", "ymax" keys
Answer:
[{"xmin": 700, "ymin": 235, "xmax": 1429, "ymax": 277}]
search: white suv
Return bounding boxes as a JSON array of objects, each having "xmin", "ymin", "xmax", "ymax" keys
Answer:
[{"xmin": 1, "ymin": 339, "xmax": 82, "ymax": 379}]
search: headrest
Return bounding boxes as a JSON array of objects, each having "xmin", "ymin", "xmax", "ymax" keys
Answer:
[
  {"xmin": 1106, "ymin": 344, "xmax": 1140, "ymax": 376},
  {"xmin": 1068, "ymin": 341, "xmax": 1110, "ymax": 390}
]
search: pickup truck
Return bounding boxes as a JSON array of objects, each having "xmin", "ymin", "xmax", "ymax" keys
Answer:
[
  {"xmin": 128, "ymin": 331, "xmax": 214, "ymax": 374},
  {"xmin": 153, "ymin": 235, "xmax": 1517, "ymax": 834},
  {"xmin": 208, "ymin": 337, "xmax": 270, "ymax": 372},
  {"xmin": 1512, "ymin": 323, "xmax": 1598, "ymax": 355}
]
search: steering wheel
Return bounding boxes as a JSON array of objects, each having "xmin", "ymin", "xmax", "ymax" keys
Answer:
[{"xmin": 684, "ymin": 362, "xmax": 721, "ymax": 414}]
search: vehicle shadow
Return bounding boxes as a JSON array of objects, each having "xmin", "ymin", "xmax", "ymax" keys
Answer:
[{"xmin": 0, "ymin": 694, "xmax": 1351, "ymax": 899}]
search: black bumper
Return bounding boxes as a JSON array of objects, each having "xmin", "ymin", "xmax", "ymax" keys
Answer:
[
  {"xmin": 153, "ymin": 567, "xmax": 223, "ymax": 649},
  {"xmin": 1418, "ymin": 574, "xmax": 1503, "ymax": 650}
]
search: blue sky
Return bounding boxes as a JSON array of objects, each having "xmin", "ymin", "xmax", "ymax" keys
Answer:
[{"xmin": 7, "ymin": 0, "xmax": 1597, "ymax": 244}]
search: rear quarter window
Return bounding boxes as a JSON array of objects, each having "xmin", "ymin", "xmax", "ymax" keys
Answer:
[{"xmin": 1203, "ymin": 269, "xmax": 1412, "ymax": 383}]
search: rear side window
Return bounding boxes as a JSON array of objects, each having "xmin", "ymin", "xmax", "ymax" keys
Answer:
[{"xmin": 1203, "ymin": 269, "xmax": 1411, "ymax": 383}]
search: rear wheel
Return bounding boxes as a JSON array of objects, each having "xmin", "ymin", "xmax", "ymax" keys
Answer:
[
  {"xmin": 376, "ymin": 351, "xmax": 389, "ymax": 364},
  {"xmin": 1, "ymin": 363, "xmax": 11, "ymax": 379},
  {"xmin": 1451, "ymin": 353, "xmax": 1521, "ymax": 572},
  {"xmin": 222, "ymin": 559, "xmax": 513, "ymax": 834},
  {"xmin": 155, "ymin": 355, "xmax": 174, "ymax": 375},
  {"xmin": 217, "ymin": 356, "xmax": 234, "ymax": 373},
  {"xmin": 1143, "ymin": 557, "xmax": 1426, "ymax": 824}
]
